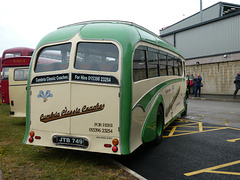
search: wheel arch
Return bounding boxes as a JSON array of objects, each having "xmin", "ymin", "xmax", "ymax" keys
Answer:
[{"xmin": 141, "ymin": 94, "xmax": 165, "ymax": 143}]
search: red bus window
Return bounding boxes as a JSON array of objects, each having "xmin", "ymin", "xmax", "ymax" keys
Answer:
[{"xmin": 2, "ymin": 68, "xmax": 10, "ymax": 80}]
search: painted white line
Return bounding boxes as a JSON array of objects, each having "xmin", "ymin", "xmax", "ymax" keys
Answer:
[{"xmin": 112, "ymin": 159, "xmax": 147, "ymax": 180}]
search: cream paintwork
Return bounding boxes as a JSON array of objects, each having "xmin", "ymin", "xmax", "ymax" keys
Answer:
[
  {"xmin": 9, "ymin": 68, "xmax": 28, "ymax": 117},
  {"xmin": 130, "ymin": 42, "xmax": 186, "ymax": 152},
  {"xmin": 30, "ymin": 83, "xmax": 71, "ymax": 133},
  {"xmin": 27, "ymin": 34, "xmax": 122, "ymax": 154},
  {"xmin": 131, "ymin": 79, "xmax": 185, "ymax": 152},
  {"xmin": 70, "ymin": 82, "xmax": 120, "ymax": 136}
]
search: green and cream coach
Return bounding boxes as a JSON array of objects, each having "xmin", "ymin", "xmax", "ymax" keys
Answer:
[{"xmin": 23, "ymin": 21, "xmax": 187, "ymax": 155}]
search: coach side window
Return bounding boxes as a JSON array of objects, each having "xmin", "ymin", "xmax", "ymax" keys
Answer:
[
  {"xmin": 177, "ymin": 58, "xmax": 182, "ymax": 76},
  {"xmin": 133, "ymin": 46, "xmax": 183, "ymax": 82},
  {"xmin": 148, "ymin": 48, "xmax": 159, "ymax": 78},
  {"xmin": 133, "ymin": 47, "xmax": 147, "ymax": 82},
  {"xmin": 167, "ymin": 54, "xmax": 174, "ymax": 76},
  {"xmin": 159, "ymin": 52, "xmax": 167, "ymax": 76}
]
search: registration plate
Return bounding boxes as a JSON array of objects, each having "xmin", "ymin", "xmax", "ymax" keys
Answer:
[{"xmin": 52, "ymin": 135, "xmax": 89, "ymax": 148}]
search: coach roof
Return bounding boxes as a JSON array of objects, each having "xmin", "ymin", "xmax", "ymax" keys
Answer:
[{"xmin": 36, "ymin": 20, "xmax": 181, "ymax": 56}]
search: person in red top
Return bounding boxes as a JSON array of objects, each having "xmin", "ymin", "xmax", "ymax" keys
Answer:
[
  {"xmin": 186, "ymin": 74, "xmax": 190, "ymax": 94},
  {"xmin": 189, "ymin": 74, "xmax": 195, "ymax": 95}
]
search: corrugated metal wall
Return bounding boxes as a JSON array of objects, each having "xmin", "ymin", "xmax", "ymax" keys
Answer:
[
  {"xmin": 160, "ymin": 3, "xmax": 220, "ymax": 35},
  {"xmin": 164, "ymin": 14, "xmax": 240, "ymax": 59}
]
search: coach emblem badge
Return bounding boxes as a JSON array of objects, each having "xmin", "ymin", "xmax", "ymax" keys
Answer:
[{"xmin": 37, "ymin": 90, "xmax": 53, "ymax": 102}]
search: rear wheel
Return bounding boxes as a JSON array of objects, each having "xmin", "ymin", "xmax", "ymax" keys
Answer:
[
  {"xmin": 181, "ymin": 95, "xmax": 188, "ymax": 116},
  {"xmin": 155, "ymin": 105, "xmax": 164, "ymax": 145}
]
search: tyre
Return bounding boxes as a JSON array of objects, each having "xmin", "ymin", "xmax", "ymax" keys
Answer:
[
  {"xmin": 181, "ymin": 95, "xmax": 188, "ymax": 116},
  {"xmin": 155, "ymin": 105, "xmax": 164, "ymax": 145}
]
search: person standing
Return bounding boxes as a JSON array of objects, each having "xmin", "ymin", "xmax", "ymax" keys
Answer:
[
  {"xmin": 186, "ymin": 74, "xmax": 190, "ymax": 94},
  {"xmin": 189, "ymin": 74, "xmax": 195, "ymax": 94},
  {"xmin": 195, "ymin": 74, "xmax": 202, "ymax": 97},
  {"xmin": 234, "ymin": 72, "xmax": 240, "ymax": 98}
]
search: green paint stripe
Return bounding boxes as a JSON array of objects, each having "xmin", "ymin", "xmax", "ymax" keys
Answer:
[
  {"xmin": 22, "ymin": 53, "xmax": 35, "ymax": 143},
  {"xmin": 134, "ymin": 78, "xmax": 185, "ymax": 111}
]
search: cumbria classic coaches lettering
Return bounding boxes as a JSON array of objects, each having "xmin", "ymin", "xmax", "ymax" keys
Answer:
[
  {"xmin": 40, "ymin": 103, "xmax": 105, "ymax": 123},
  {"xmin": 32, "ymin": 74, "xmax": 69, "ymax": 84},
  {"xmin": 165, "ymin": 87, "xmax": 181, "ymax": 117}
]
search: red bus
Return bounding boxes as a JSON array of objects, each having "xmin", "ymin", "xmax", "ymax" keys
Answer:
[
  {"xmin": 0, "ymin": 57, "xmax": 2, "ymax": 104},
  {"xmin": 1, "ymin": 47, "xmax": 34, "ymax": 59},
  {"xmin": 0, "ymin": 47, "xmax": 34, "ymax": 104},
  {"xmin": 0, "ymin": 57, "xmax": 2, "ymax": 72}
]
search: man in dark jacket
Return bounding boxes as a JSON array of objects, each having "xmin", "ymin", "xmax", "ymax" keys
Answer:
[
  {"xmin": 195, "ymin": 74, "xmax": 202, "ymax": 97},
  {"xmin": 234, "ymin": 72, "xmax": 240, "ymax": 98}
]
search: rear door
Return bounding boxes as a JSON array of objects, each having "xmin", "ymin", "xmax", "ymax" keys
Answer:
[
  {"xmin": 9, "ymin": 67, "xmax": 28, "ymax": 117},
  {"xmin": 70, "ymin": 80, "xmax": 120, "ymax": 136},
  {"xmin": 70, "ymin": 42, "xmax": 121, "ymax": 150},
  {"xmin": 30, "ymin": 43, "xmax": 72, "ymax": 134}
]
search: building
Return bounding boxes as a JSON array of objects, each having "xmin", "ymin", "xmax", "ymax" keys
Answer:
[{"xmin": 160, "ymin": 2, "xmax": 240, "ymax": 95}]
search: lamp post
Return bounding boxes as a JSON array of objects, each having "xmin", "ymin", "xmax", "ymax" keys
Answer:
[{"xmin": 200, "ymin": 0, "xmax": 203, "ymax": 22}]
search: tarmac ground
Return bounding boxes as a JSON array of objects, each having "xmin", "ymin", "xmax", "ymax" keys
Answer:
[
  {"xmin": 0, "ymin": 93, "xmax": 240, "ymax": 180},
  {"xmin": 188, "ymin": 93, "xmax": 240, "ymax": 102}
]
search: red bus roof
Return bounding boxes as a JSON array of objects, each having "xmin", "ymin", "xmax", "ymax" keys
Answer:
[
  {"xmin": 1, "ymin": 56, "xmax": 31, "ymax": 67},
  {"xmin": 2, "ymin": 47, "xmax": 34, "ymax": 59}
]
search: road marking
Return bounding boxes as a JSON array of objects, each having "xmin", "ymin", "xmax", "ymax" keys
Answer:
[
  {"xmin": 163, "ymin": 127, "xmax": 228, "ymax": 138},
  {"xmin": 168, "ymin": 126, "xmax": 177, "ymax": 136},
  {"xmin": 228, "ymin": 127, "xmax": 240, "ymax": 131},
  {"xmin": 166, "ymin": 119, "xmax": 240, "ymax": 177},
  {"xmin": 198, "ymin": 122, "xmax": 203, "ymax": 132},
  {"xmin": 163, "ymin": 119, "xmax": 230, "ymax": 138},
  {"xmin": 223, "ymin": 119, "xmax": 229, "ymax": 126},
  {"xmin": 207, "ymin": 170, "xmax": 240, "ymax": 175},
  {"xmin": 227, "ymin": 138, "xmax": 240, "ymax": 142},
  {"xmin": 184, "ymin": 160, "xmax": 240, "ymax": 176},
  {"xmin": 164, "ymin": 119, "xmax": 240, "ymax": 138}
]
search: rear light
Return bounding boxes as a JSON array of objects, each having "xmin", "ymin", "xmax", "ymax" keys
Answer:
[
  {"xmin": 11, "ymin": 100, "xmax": 14, "ymax": 106},
  {"xmin": 112, "ymin": 138, "xmax": 119, "ymax": 153},
  {"xmin": 28, "ymin": 131, "xmax": 35, "ymax": 143},
  {"xmin": 112, "ymin": 146, "xmax": 118, "ymax": 152},
  {"xmin": 28, "ymin": 131, "xmax": 41, "ymax": 143},
  {"xmin": 28, "ymin": 137, "xmax": 34, "ymax": 143},
  {"xmin": 35, "ymin": 136, "xmax": 41, "ymax": 139},
  {"xmin": 29, "ymin": 131, "xmax": 35, "ymax": 137},
  {"xmin": 103, "ymin": 138, "xmax": 119, "ymax": 152},
  {"xmin": 112, "ymin": 139, "xmax": 119, "ymax": 146},
  {"xmin": 104, "ymin": 144, "xmax": 112, "ymax": 148}
]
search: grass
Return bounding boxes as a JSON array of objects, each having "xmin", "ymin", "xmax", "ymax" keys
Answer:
[{"xmin": 0, "ymin": 104, "xmax": 136, "ymax": 180}]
